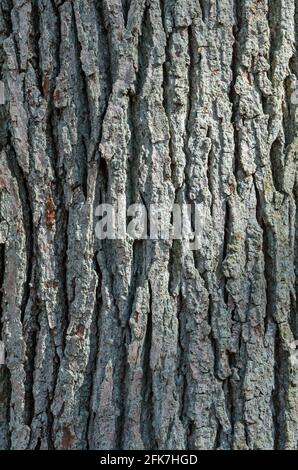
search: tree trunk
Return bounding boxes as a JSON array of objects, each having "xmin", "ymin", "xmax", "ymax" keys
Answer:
[{"xmin": 0, "ymin": 0, "xmax": 297, "ymax": 451}]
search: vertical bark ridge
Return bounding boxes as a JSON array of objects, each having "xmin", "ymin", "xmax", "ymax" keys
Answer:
[{"xmin": 0, "ymin": 0, "xmax": 297, "ymax": 450}]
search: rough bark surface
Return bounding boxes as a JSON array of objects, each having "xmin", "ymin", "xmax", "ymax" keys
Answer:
[{"xmin": 0, "ymin": 0, "xmax": 297, "ymax": 450}]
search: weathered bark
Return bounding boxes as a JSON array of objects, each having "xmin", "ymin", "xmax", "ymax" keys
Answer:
[{"xmin": 0, "ymin": 0, "xmax": 297, "ymax": 450}]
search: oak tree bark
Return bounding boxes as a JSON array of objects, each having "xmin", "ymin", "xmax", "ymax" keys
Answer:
[{"xmin": 0, "ymin": 0, "xmax": 297, "ymax": 450}]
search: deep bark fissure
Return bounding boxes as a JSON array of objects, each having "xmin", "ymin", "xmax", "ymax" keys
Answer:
[
  {"xmin": 230, "ymin": 1, "xmax": 242, "ymax": 188},
  {"xmin": 135, "ymin": 1, "xmax": 151, "ymax": 98},
  {"xmin": 272, "ymin": 329, "xmax": 288, "ymax": 450},
  {"xmin": 268, "ymin": 0, "xmax": 283, "ymax": 82},
  {"xmin": 122, "ymin": 0, "xmax": 131, "ymax": 27},
  {"xmin": 6, "ymin": 141, "xmax": 36, "ymax": 433},
  {"xmin": 253, "ymin": 176, "xmax": 285, "ymax": 450},
  {"xmin": 71, "ymin": 3, "xmax": 90, "ymax": 199},
  {"xmin": 140, "ymin": 279, "xmax": 154, "ymax": 449},
  {"xmin": 86, "ymin": 252, "xmax": 102, "ymax": 450},
  {"xmin": 6, "ymin": 144, "xmax": 33, "ymax": 326},
  {"xmin": 0, "ymin": 243, "xmax": 5, "ymax": 338},
  {"xmin": 254, "ymin": 176, "xmax": 274, "ymax": 333},
  {"xmin": 0, "ymin": 0, "xmax": 297, "ymax": 451},
  {"xmin": 184, "ymin": 24, "xmax": 195, "ymax": 206},
  {"xmin": 0, "ymin": 363, "xmax": 11, "ymax": 450},
  {"xmin": 176, "ymin": 288, "xmax": 187, "ymax": 426},
  {"xmin": 61, "ymin": 208, "xmax": 69, "ymax": 354},
  {"xmin": 126, "ymin": 95, "xmax": 139, "ymax": 208},
  {"xmin": 270, "ymin": 138, "xmax": 284, "ymax": 193},
  {"xmin": 30, "ymin": 0, "xmax": 43, "ymax": 97},
  {"xmin": 46, "ymin": 378, "xmax": 56, "ymax": 450}
]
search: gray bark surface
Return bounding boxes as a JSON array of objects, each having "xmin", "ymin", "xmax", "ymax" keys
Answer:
[{"xmin": 0, "ymin": 0, "xmax": 297, "ymax": 450}]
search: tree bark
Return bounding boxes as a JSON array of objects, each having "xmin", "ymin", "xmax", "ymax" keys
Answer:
[{"xmin": 0, "ymin": 0, "xmax": 297, "ymax": 450}]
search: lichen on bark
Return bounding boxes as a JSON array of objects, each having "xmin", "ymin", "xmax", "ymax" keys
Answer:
[{"xmin": 0, "ymin": 0, "xmax": 297, "ymax": 450}]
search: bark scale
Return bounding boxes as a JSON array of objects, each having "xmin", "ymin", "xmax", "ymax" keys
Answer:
[{"xmin": 0, "ymin": 0, "xmax": 297, "ymax": 450}]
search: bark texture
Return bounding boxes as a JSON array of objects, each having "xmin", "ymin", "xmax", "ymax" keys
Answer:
[{"xmin": 0, "ymin": 0, "xmax": 298, "ymax": 450}]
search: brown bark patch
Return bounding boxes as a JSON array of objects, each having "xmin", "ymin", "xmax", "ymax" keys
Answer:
[
  {"xmin": 46, "ymin": 194, "xmax": 56, "ymax": 230},
  {"xmin": 76, "ymin": 324, "xmax": 85, "ymax": 339},
  {"xmin": 62, "ymin": 426, "xmax": 75, "ymax": 450},
  {"xmin": 42, "ymin": 75, "xmax": 50, "ymax": 97},
  {"xmin": 0, "ymin": 177, "xmax": 6, "ymax": 191}
]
